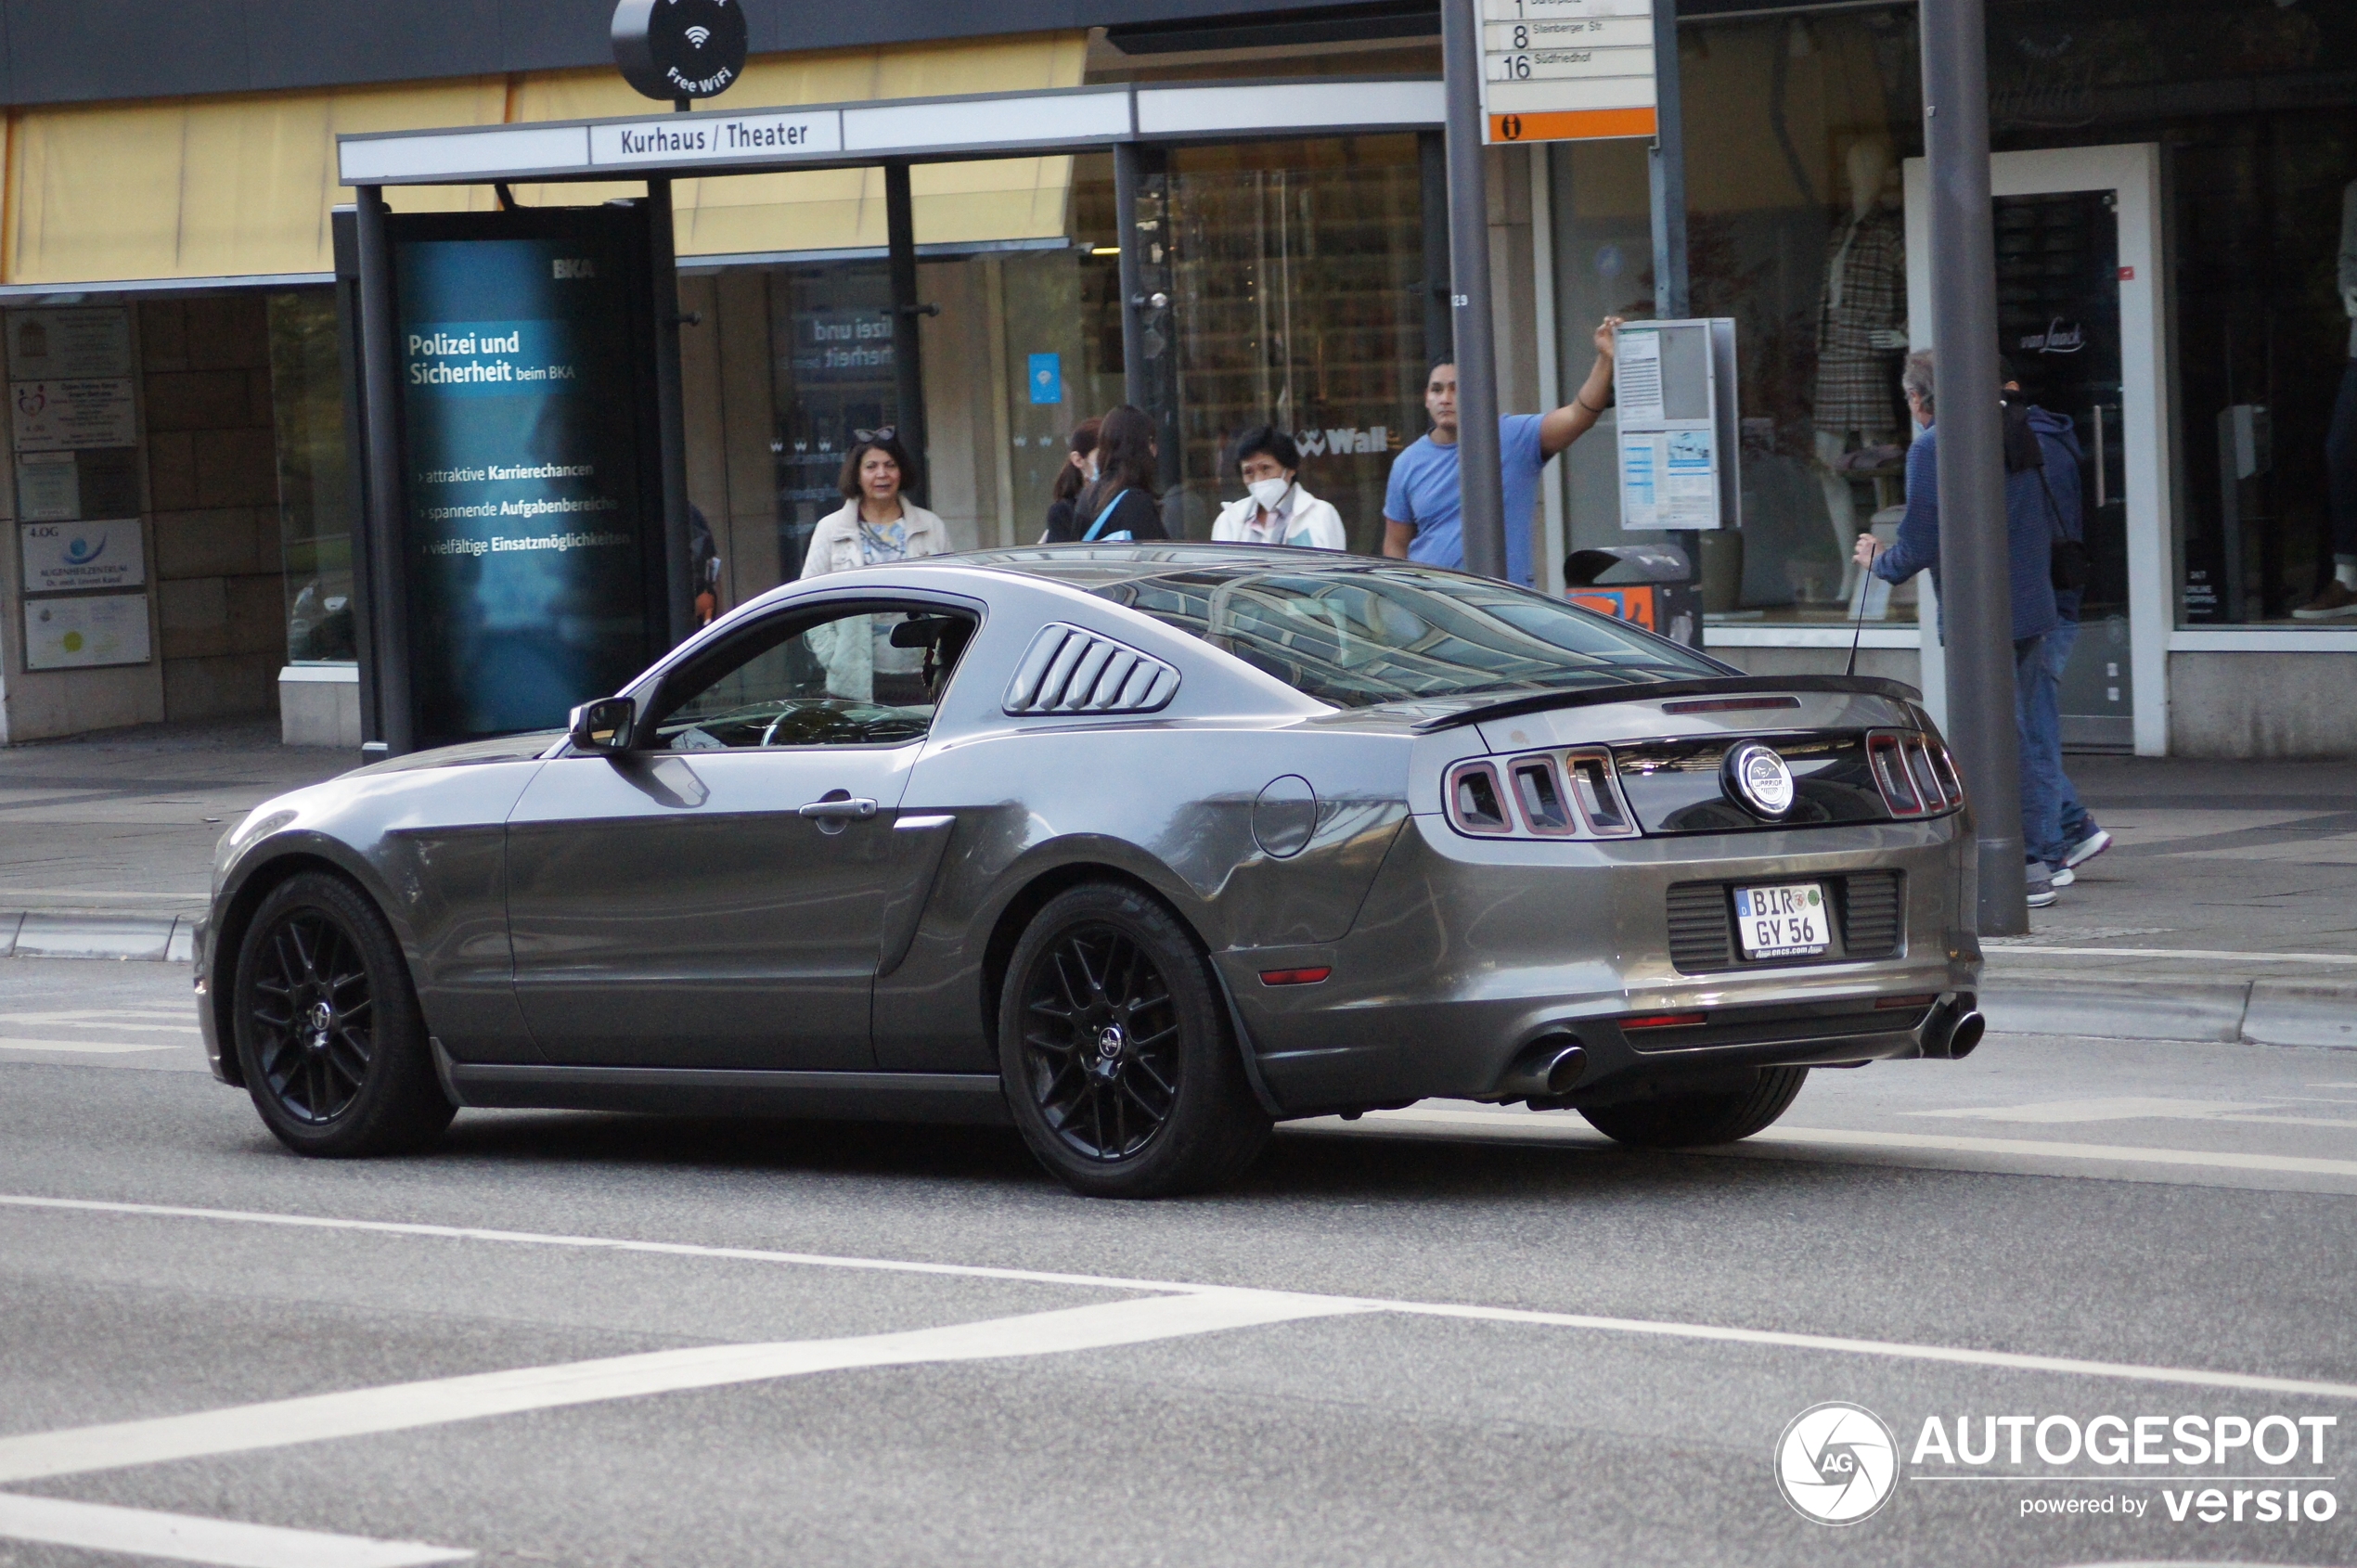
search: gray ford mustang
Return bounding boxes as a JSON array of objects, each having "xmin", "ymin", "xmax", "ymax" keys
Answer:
[{"xmin": 197, "ymin": 544, "xmax": 1984, "ymax": 1197}]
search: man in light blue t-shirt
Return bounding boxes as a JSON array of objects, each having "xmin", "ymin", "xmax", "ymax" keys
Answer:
[{"xmin": 1383, "ymin": 317, "xmax": 1623, "ymax": 585}]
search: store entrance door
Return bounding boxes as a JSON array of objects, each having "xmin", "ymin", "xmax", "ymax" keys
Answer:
[{"xmin": 1904, "ymin": 144, "xmax": 2173, "ymax": 755}]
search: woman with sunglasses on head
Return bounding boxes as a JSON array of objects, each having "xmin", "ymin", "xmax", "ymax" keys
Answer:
[
  {"xmin": 801, "ymin": 427, "xmax": 949, "ymax": 702},
  {"xmin": 802, "ymin": 427, "xmax": 948, "ymax": 579},
  {"xmin": 1044, "ymin": 405, "xmax": 1168, "ymax": 543}
]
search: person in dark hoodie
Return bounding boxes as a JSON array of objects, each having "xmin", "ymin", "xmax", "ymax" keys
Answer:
[
  {"xmin": 2003, "ymin": 363, "xmax": 2111, "ymax": 889},
  {"xmin": 1852, "ymin": 349, "xmax": 2068, "ymax": 906}
]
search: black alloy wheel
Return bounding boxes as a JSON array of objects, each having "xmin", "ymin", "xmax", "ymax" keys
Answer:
[
  {"xmin": 250, "ymin": 908, "xmax": 372, "ymax": 1125},
  {"xmin": 233, "ymin": 871, "xmax": 454, "ymax": 1157},
  {"xmin": 1023, "ymin": 921, "xmax": 1182, "ymax": 1162},
  {"xmin": 998, "ymin": 882, "xmax": 1269, "ymax": 1198}
]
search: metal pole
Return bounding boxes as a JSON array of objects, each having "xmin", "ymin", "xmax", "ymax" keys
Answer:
[
  {"xmin": 1647, "ymin": 0, "xmax": 1688, "ymax": 320},
  {"xmin": 1114, "ymin": 142, "xmax": 1180, "ymax": 493},
  {"xmin": 352, "ymin": 186, "xmax": 413, "ymax": 757},
  {"xmin": 1921, "ymin": 0, "xmax": 2029, "ymax": 933},
  {"xmin": 884, "ymin": 161, "xmax": 931, "ymax": 508},
  {"xmin": 645, "ymin": 178, "xmax": 693, "ymax": 649},
  {"xmin": 1441, "ymin": 0, "xmax": 1506, "ymax": 580},
  {"xmin": 1647, "ymin": 0, "xmax": 1701, "ymax": 641},
  {"xmin": 1114, "ymin": 143, "xmax": 1149, "ymax": 416}
]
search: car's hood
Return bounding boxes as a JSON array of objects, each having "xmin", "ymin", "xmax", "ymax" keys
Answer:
[{"xmin": 345, "ymin": 731, "xmax": 563, "ymax": 778}]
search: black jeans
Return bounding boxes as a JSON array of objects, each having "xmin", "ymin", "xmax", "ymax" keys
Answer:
[{"xmin": 2330, "ymin": 358, "xmax": 2357, "ymax": 565}]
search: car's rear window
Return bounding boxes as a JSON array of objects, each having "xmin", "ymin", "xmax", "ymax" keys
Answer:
[{"xmin": 1086, "ymin": 563, "xmax": 1726, "ymax": 708}]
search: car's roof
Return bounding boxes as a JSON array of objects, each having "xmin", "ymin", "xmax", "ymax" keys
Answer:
[{"xmin": 944, "ymin": 542, "xmax": 1467, "ymax": 592}]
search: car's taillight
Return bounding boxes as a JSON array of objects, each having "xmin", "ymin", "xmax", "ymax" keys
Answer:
[
  {"xmin": 1867, "ymin": 729, "xmax": 1962, "ymax": 817},
  {"xmin": 1445, "ymin": 749, "xmax": 1636, "ymax": 840},
  {"xmin": 1445, "ymin": 760, "xmax": 1514, "ymax": 835}
]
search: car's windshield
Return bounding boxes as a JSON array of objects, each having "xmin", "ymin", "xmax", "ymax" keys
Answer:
[{"xmin": 1086, "ymin": 562, "xmax": 1726, "ymax": 708}]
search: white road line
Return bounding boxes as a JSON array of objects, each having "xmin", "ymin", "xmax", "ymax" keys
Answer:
[
  {"xmin": 1758, "ymin": 1125, "xmax": 2357, "ymax": 1180},
  {"xmin": 0, "ymin": 1037, "xmax": 183, "ymax": 1055},
  {"xmin": 0, "ymin": 1492, "xmax": 471, "ymax": 1567},
  {"xmin": 0, "ymin": 1012, "xmax": 199, "ymax": 1033},
  {"xmin": 5, "ymin": 1196, "xmax": 2355, "ymax": 1411},
  {"xmin": 1994, "ymin": 945, "xmax": 2357, "ymax": 965},
  {"xmin": 0, "ymin": 1292, "xmax": 1366, "ymax": 1485},
  {"xmin": 1319, "ymin": 1106, "xmax": 2357, "ymax": 1180}
]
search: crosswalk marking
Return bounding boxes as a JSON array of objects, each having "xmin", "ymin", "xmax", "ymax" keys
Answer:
[
  {"xmin": 0, "ymin": 1492, "xmax": 470, "ymax": 1568},
  {"xmin": 0, "ymin": 1291, "xmax": 1368, "ymax": 1485}
]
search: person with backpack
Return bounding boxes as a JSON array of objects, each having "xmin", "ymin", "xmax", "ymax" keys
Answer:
[
  {"xmin": 1851, "ymin": 350, "xmax": 2069, "ymax": 906},
  {"xmin": 1043, "ymin": 405, "xmax": 1169, "ymax": 544},
  {"xmin": 2003, "ymin": 364, "xmax": 2111, "ymax": 887}
]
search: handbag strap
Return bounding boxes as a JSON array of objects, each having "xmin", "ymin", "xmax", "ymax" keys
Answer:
[{"xmin": 1080, "ymin": 489, "xmax": 1133, "ymax": 542}]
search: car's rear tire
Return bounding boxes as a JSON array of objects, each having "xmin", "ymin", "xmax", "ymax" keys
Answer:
[
  {"xmin": 1578, "ymin": 1066, "xmax": 1809, "ymax": 1149},
  {"xmin": 233, "ymin": 871, "xmax": 455, "ymax": 1158},
  {"xmin": 998, "ymin": 881, "xmax": 1270, "ymax": 1198}
]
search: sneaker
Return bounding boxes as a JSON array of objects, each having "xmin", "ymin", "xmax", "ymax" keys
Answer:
[
  {"xmin": 2063, "ymin": 827, "xmax": 2112, "ymax": 868},
  {"xmin": 2293, "ymin": 580, "xmax": 2357, "ymax": 620},
  {"xmin": 2050, "ymin": 866, "xmax": 2075, "ymax": 889},
  {"xmin": 2026, "ymin": 867, "xmax": 2059, "ymax": 908}
]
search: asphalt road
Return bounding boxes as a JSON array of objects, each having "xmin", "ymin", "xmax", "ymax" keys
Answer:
[{"xmin": 3, "ymin": 958, "xmax": 2353, "ymax": 1568}]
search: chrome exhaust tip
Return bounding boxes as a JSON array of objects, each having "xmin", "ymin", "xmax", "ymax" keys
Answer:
[
  {"xmin": 1498, "ymin": 1034, "xmax": 1588, "ymax": 1099},
  {"xmin": 1944, "ymin": 1010, "xmax": 1986, "ymax": 1060},
  {"xmin": 1542, "ymin": 1041, "xmax": 1587, "ymax": 1094}
]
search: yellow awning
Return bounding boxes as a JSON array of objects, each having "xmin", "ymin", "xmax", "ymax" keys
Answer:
[{"xmin": 1, "ymin": 32, "xmax": 1087, "ymax": 287}]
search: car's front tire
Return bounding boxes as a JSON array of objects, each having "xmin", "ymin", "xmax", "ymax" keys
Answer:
[
  {"xmin": 1578, "ymin": 1066, "xmax": 1809, "ymax": 1149},
  {"xmin": 998, "ymin": 881, "xmax": 1270, "ymax": 1198},
  {"xmin": 232, "ymin": 871, "xmax": 455, "ymax": 1157}
]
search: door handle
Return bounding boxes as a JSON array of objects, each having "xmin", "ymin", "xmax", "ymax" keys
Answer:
[{"xmin": 797, "ymin": 796, "xmax": 880, "ymax": 819}]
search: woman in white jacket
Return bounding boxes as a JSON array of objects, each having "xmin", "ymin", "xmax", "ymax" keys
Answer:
[
  {"xmin": 799, "ymin": 428, "xmax": 949, "ymax": 703},
  {"xmin": 1209, "ymin": 425, "xmax": 1347, "ymax": 550}
]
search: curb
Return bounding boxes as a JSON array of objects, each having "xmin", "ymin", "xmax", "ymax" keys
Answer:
[
  {"xmin": 1981, "ymin": 977, "xmax": 2357, "ymax": 1050},
  {"xmin": 0, "ymin": 912, "xmax": 195, "ymax": 964}
]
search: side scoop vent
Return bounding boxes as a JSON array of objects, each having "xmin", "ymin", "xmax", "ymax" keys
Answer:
[{"xmin": 1003, "ymin": 623, "xmax": 1180, "ymax": 716}]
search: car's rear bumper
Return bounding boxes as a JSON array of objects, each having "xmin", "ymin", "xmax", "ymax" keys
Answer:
[{"xmin": 1217, "ymin": 812, "xmax": 1979, "ymax": 1116}]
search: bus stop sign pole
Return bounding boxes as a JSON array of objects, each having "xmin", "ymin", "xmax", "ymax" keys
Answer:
[
  {"xmin": 1442, "ymin": 0, "xmax": 1507, "ymax": 581},
  {"xmin": 1921, "ymin": 0, "xmax": 2029, "ymax": 934}
]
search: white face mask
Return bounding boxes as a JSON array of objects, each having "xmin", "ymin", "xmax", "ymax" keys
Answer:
[
  {"xmin": 1083, "ymin": 454, "xmax": 1101, "ymax": 482},
  {"xmin": 1247, "ymin": 476, "xmax": 1292, "ymax": 510}
]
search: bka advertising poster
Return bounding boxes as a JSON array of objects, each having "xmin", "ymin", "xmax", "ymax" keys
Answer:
[{"xmin": 393, "ymin": 212, "xmax": 660, "ymax": 743}]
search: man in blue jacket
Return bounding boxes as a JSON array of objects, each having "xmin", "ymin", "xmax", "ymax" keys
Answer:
[
  {"xmin": 1852, "ymin": 350, "xmax": 2068, "ymax": 906},
  {"xmin": 2005, "ymin": 367, "xmax": 2111, "ymax": 886}
]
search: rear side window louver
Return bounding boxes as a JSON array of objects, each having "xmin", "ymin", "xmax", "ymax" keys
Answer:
[{"xmin": 1002, "ymin": 623, "xmax": 1180, "ymax": 715}]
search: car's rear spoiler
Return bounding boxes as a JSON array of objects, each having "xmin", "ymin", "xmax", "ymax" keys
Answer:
[{"xmin": 1410, "ymin": 674, "xmax": 1926, "ymax": 733}]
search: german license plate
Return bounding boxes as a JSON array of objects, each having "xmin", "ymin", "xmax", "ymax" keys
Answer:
[{"xmin": 1732, "ymin": 882, "xmax": 1829, "ymax": 958}]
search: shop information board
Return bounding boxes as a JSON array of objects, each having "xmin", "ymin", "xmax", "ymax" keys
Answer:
[
  {"xmin": 1480, "ymin": 0, "xmax": 1657, "ymax": 145},
  {"xmin": 1615, "ymin": 317, "xmax": 1739, "ymax": 533},
  {"xmin": 391, "ymin": 209, "xmax": 663, "ymax": 743},
  {"xmin": 6, "ymin": 306, "xmax": 152, "ymax": 673}
]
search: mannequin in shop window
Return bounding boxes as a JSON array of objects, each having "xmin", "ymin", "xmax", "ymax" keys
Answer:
[
  {"xmin": 2298, "ymin": 176, "xmax": 2357, "ymax": 620},
  {"xmin": 1813, "ymin": 135, "xmax": 1910, "ymax": 605}
]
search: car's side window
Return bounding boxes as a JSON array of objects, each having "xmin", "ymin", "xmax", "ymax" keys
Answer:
[{"xmin": 643, "ymin": 603, "xmax": 977, "ymax": 752}]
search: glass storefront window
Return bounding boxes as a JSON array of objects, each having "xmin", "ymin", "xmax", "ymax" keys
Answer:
[
  {"xmin": 999, "ymin": 155, "xmax": 1128, "ymax": 543},
  {"xmin": 766, "ymin": 262, "xmax": 897, "ymax": 579},
  {"xmin": 1558, "ymin": 9, "xmax": 1926, "ymax": 624},
  {"xmin": 1981, "ymin": 0, "xmax": 2357, "ymax": 627},
  {"xmin": 266, "ymin": 290, "xmax": 355, "ymax": 663},
  {"xmin": 1166, "ymin": 136, "xmax": 1432, "ymax": 551}
]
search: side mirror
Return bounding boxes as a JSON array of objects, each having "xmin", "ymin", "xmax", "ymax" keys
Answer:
[{"xmin": 569, "ymin": 696, "xmax": 637, "ymax": 754}]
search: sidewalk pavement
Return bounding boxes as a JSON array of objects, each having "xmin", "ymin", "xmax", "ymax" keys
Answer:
[{"xmin": 2, "ymin": 722, "xmax": 2351, "ymax": 1047}]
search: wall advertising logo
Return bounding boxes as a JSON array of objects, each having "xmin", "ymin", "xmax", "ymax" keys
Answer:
[{"xmin": 1776, "ymin": 1403, "xmax": 1900, "ymax": 1524}]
